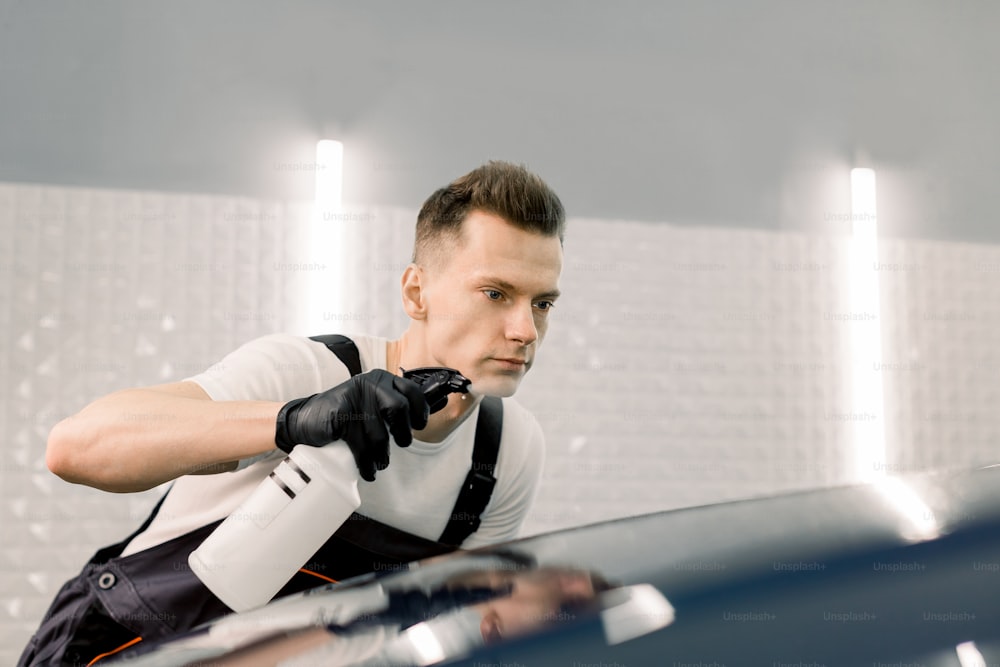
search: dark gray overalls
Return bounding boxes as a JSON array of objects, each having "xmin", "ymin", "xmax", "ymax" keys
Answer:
[{"xmin": 18, "ymin": 335, "xmax": 503, "ymax": 666}]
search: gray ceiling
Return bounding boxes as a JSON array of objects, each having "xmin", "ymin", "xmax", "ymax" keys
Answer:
[{"xmin": 1, "ymin": 0, "xmax": 998, "ymax": 242}]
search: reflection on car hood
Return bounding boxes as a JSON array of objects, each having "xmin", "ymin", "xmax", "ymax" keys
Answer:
[{"xmin": 109, "ymin": 464, "xmax": 1000, "ymax": 666}]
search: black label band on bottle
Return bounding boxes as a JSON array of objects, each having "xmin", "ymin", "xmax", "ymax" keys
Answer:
[
  {"xmin": 285, "ymin": 457, "xmax": 312, "ymax": 484},
  {"xmin": 269, "ymin": 471, "xmax": 296, "ymax": 499}
]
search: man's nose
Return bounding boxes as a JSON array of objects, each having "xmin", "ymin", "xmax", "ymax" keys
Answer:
[
  {"xmin": 558, "ymin": 573, "xmax": 596, "ymax": 599},
  {"xmin": 507, "ymin": 304, "xmax": 538, "ymax": 346}
]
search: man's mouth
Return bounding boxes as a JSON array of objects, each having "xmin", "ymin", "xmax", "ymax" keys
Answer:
[{"xmin": 493, "ymin": 357, "xmax": 528, "ymax": 370}]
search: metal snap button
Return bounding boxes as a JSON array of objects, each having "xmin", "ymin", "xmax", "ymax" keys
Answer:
[{"xmin": 97, "ymin": 572, "xmax": 117, "ymax": 589}]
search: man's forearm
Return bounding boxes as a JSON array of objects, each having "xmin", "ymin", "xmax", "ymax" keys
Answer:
[{"xmin": 46, "ymin": 383, "xmax": 283, "ymax": 493}]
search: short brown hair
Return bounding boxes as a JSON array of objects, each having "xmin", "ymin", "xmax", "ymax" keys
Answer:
[{"xmin": 413, "ymin": 161, "xmax": 565, "ymax": 266}]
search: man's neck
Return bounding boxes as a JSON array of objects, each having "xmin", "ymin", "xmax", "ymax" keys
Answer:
[{"xmin": 386, "ymin": 338, "xmax": 479, "ymax": 443}]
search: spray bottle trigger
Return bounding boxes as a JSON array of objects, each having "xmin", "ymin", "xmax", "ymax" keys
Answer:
[{"xmin": 401, "ymin": 366, "xmax": 471, "ymax": 416}]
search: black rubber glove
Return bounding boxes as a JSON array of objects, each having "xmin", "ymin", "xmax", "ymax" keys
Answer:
[{"xmin": 275, "ymin": 369, "xmax": 430, "ymax": 482}]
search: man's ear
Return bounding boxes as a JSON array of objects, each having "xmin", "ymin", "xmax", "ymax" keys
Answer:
[
  {"xmin": 400, "ymin": 263, "xmax": 427, "ymax": 320},
  {"xmin": 479, "ymin": 608, "xmax": 503, "ymax": 645}
]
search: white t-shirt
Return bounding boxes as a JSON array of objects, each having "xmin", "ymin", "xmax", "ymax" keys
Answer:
[{"xmin": 121, "ymin": 333, "xmax": 545, "ymax": 556}]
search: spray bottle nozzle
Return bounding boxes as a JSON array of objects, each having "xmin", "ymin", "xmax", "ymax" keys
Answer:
[{"xmin": 401, "ymin": 367, "xmax": 471, "ymax": 415}]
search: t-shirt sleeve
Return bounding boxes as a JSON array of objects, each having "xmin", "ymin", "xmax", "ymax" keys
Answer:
[
  {"xmin": 460, "ymin": 409, "xmax": 545, "ymax": 549},
  {"xmin": 184, "ymin": 333, "xmax": 350, "ymax": 403},
  {"xmin": 182, "ymin": 333, "xmax": 355, "ymax": 470}
]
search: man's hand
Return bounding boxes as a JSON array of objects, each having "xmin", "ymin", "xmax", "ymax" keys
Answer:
[{"xmin": 275, "ymin": 370, "xmax": 430, "ymax": 481}]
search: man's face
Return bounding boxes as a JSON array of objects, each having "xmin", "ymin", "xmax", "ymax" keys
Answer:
[
  {"xmin": 417, "ymin": 210, "xmax": 563, "ymax": 397},
  {"xmin": 478, "ymin": 568, "xmax": 599, "ymax": 644}
]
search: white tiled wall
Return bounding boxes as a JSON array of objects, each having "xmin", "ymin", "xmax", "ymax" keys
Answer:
[
  {"xmin": 0, "ymin": 182, "xmax": 310, "ymax": 660},
  {"xmin": 877, "ymin": 238, "xmax": 1000, "ymax": 475},
  {"xmin": 4, "ymin": 181, "xmax": 1000, "ymax": 661}
]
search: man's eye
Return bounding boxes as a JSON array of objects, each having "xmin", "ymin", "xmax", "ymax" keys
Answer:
[
  {"xmin": 484, "ymin": 290, "xmax": 503, "ymax": 301},
  {"xmin": 535, "ymin": 301, "xmax": 555, "ymax": 311}
]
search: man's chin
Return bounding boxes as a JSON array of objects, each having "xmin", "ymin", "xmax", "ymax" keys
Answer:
[{"xmin": 467, "ymin": 375, "xmax": 521, "ymax": 398}]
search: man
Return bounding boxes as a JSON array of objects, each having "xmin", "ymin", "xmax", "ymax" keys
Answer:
[{"xmin": 21, "ymin": 161, "xmax": 566, "ymax": 666}]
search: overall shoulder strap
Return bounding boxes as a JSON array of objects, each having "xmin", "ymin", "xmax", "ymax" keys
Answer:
[
  {"xmin": 438, "ymin": 396, "xmax": 503, "ymax": 547},
  {"xmin": 309, "ymin": 334, "xmax": 363, "ymax": 377}
]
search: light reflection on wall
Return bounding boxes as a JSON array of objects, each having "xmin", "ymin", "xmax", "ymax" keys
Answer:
[
  {"xmin": 847, "ymin": 168, "xmax": 887, "ymax": 482},
  {"xmin": 306, "ymin": 140, "xmax": 345, "ymax": 337}
]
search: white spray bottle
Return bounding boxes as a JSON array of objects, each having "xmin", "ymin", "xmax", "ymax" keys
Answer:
[{"xmin": 189, "ymin": 367, "xmax": 472, "ymax": 612}]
